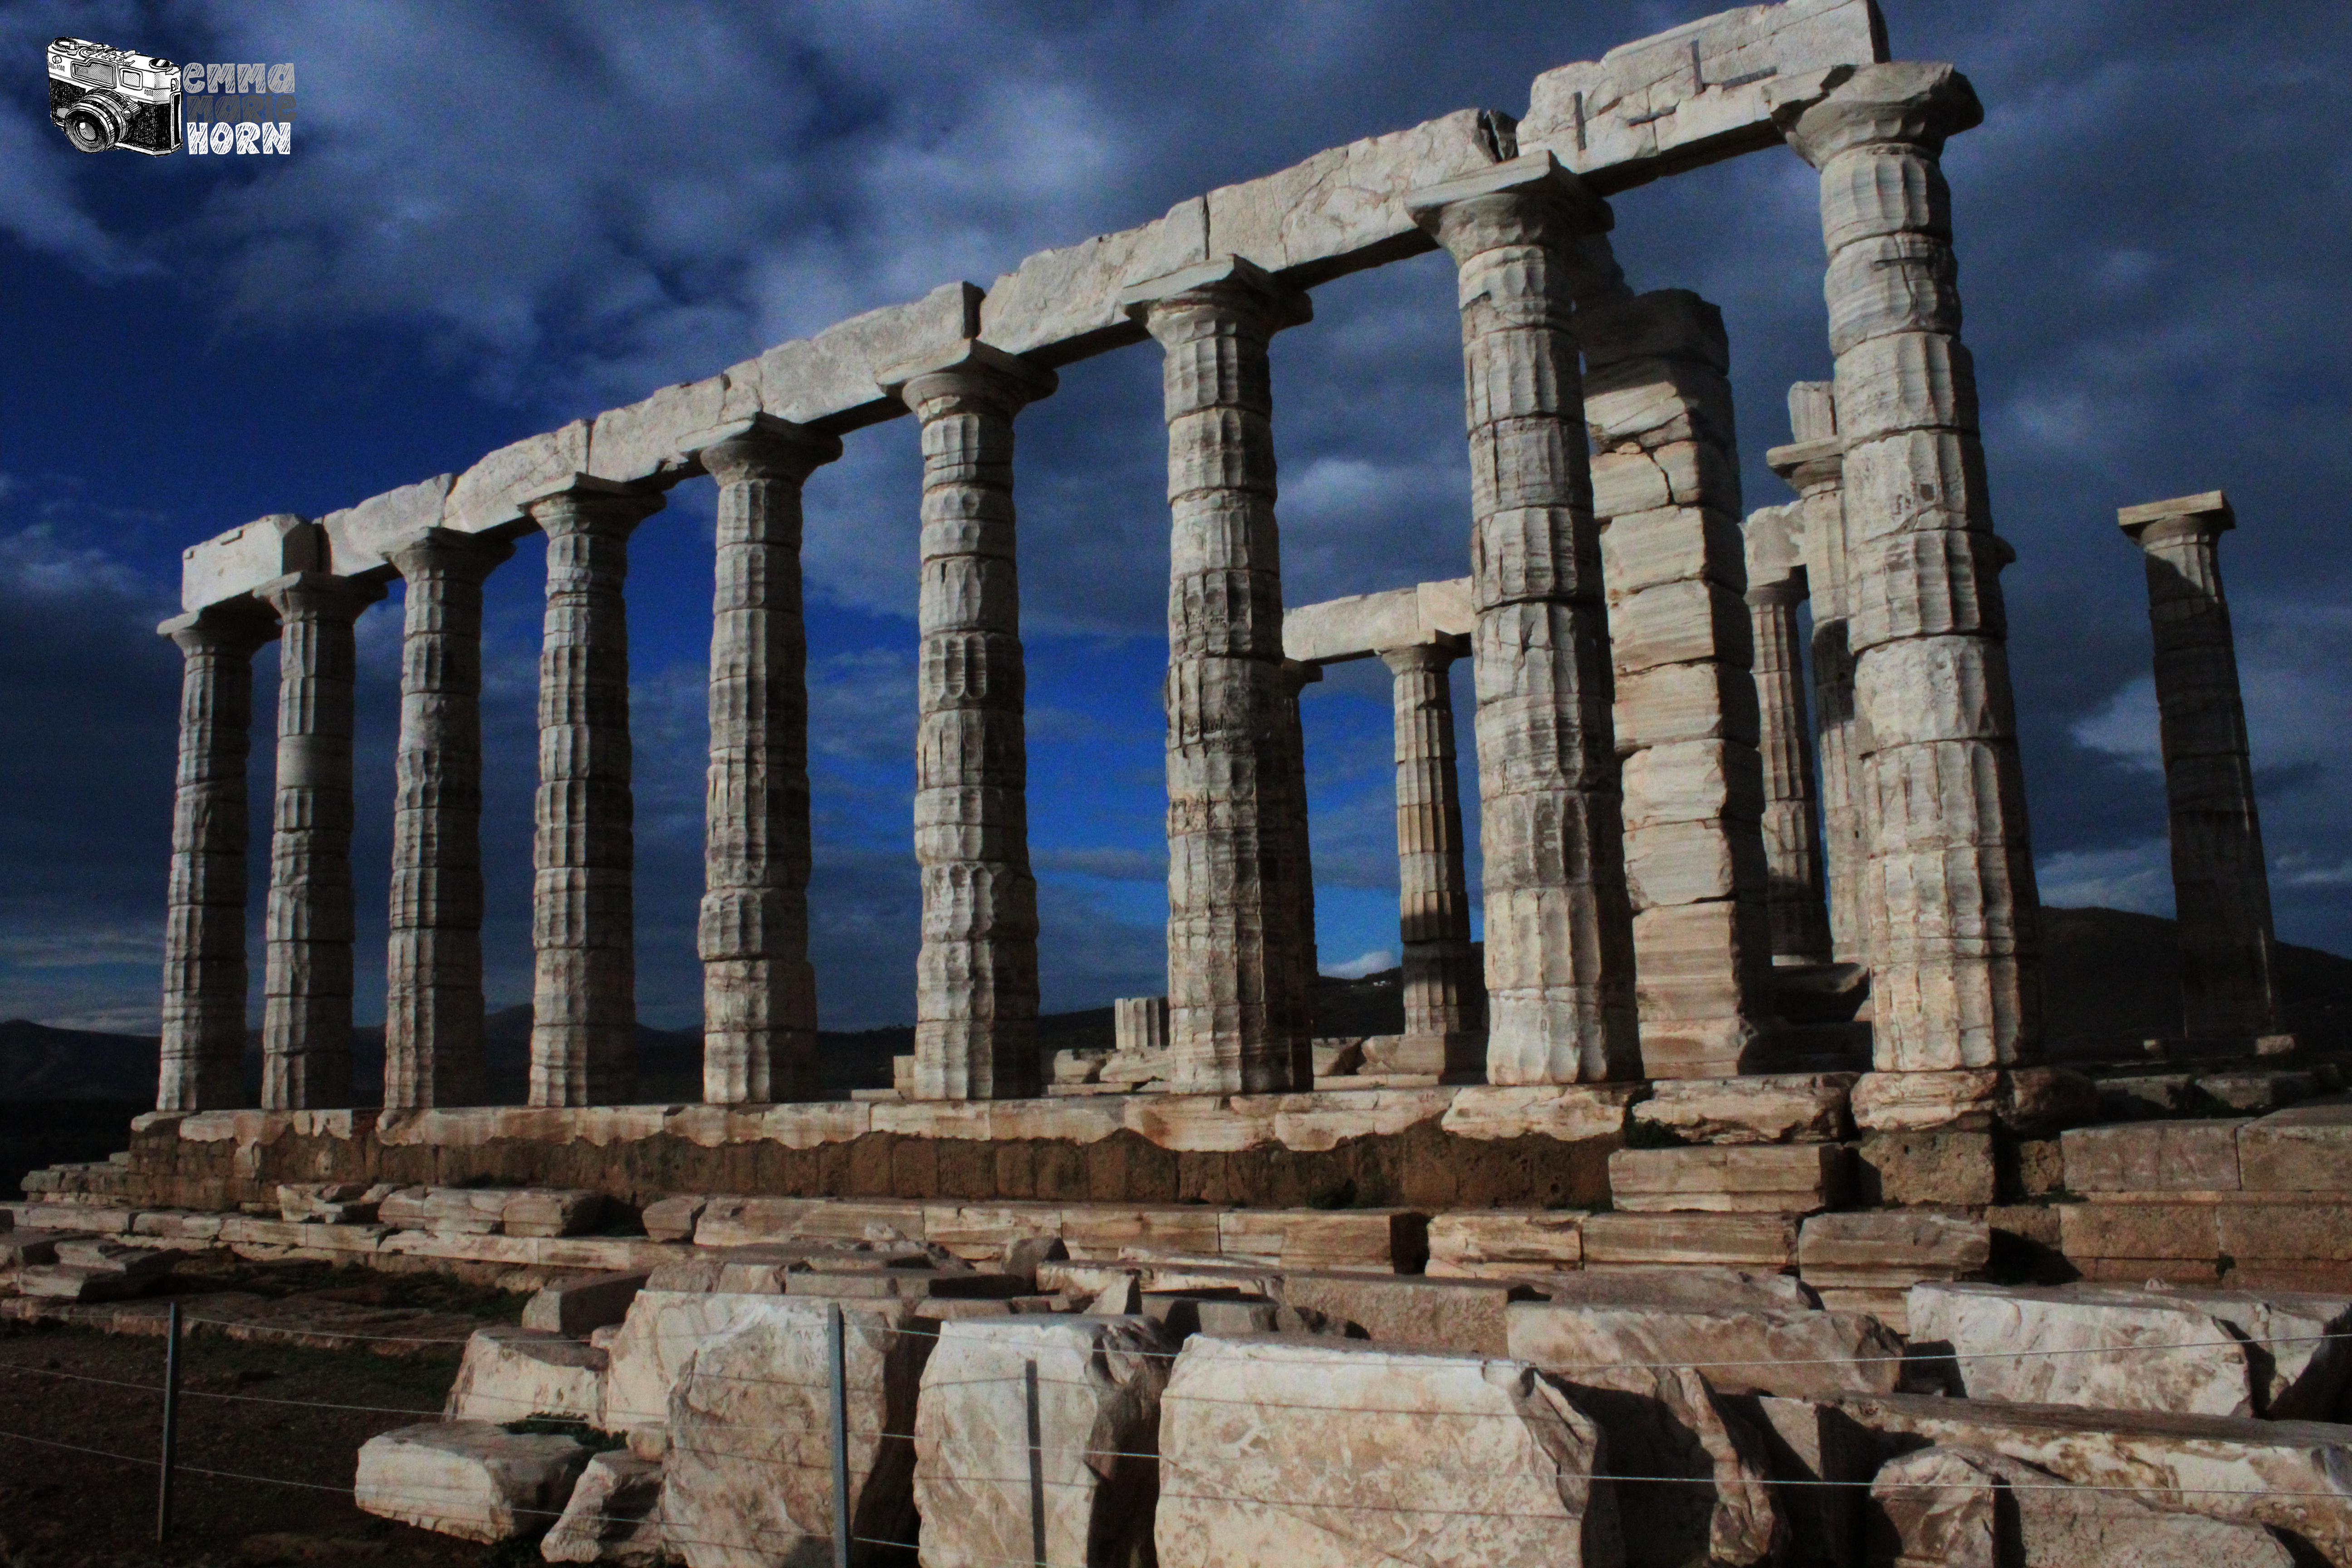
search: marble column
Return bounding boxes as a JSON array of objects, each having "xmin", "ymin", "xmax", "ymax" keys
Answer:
[
  {"xmin": 255, "ymin": 571, "xmax": 386, "ymax": 1110},
  {"xmin": 1125, "ymin": 257, "xmax": 1315, "ymax": 1096},
  {"xmin": 528, "ymin": 479, "xmax": 663, "ymax": 1107},
  {"xmin": 1274, "ymin": 658, "xmax": 1322, "ymax": 1004},
  {"xmin": 883, "ymin": 340, "xmax": 1056, "ymax": 1101},
  {"xmin": 1406, "ymin": 153, "xmax": 1638, "ymax": 1085},
  {"xmin": 1380, "ymin": 641, "xmax": 1485, "ymax": 1076},
  {"xmin": 1579, "ymin": 281, "xmax": 1775, "ymax": 1078},
  {"xmin": 382, "ymin": 530, "xmax": 511, "ymax": 1110},
  {"xmin": 2118, "ymin": 490, "xmax": 2285, "ymax": 1042},
  {"xmin": 1780, "ymin": 63, "xmax": 2042, "ymax": 1073},
  {"xmin": 699, "ymin": 418, "xmax": 843, "ymax": 1105},
  {"xmin": 156, "ymin": 602, "xmax": 276, "ymax": 1111},
  {"xmin": 1742, "ymin": 505, "xmax": 1833, "ymax": 964},
  {"xmin": 1768, "ymin": 382, "xmax": 1868, "ymax": 965}
]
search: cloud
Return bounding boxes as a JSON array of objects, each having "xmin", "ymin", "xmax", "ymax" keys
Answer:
[
  {"xmin": 2036, "ymin": 837, "xmax": 2173, "ymax": 918},
  {"xmin": 2068, "ymin": 675, "xmax": 2161, "ymax": 774},
  {"xmin": 1323, "ymin": 948, "xmax": 1397, "ymax": 980}
]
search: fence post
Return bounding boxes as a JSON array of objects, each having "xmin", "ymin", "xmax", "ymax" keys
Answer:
[
  {"xmin": 1025, "ymin": 1357, "xmax": 1046, "ymax": 1567},
  {"xmin": 156, "ymin": 1300, "xmax": 182, "ymax": 1544},
  {"xmin": 829, "ymin": 1301, "xmax": 849, "ymax": 1568}
]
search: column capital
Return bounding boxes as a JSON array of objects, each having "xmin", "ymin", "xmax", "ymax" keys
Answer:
[
  {"xmin": 879, "ymin": 337, "xmax": 1057, "ymax": 418},
  {"xmin": 1773, "ymin": 61, "xmax": 1983, "ymax": 169},
  {"xmin": 1377, "ymin": 640, "xmax": 1464, "ymax": 676},
  {"xmin": 254, "ymin": 571, "xmax": 387, "ymax": 622},
  {"xmin": 1277, "ymin": 657, "xmax": 1325, "ymax": 696},
  {"xmin": 692, "ymin": 415, "xmax": 844, "ymax": 487},
  {"xmin": 384, "ymin": 527, "xmax": 516, "ymax": 584},
  {"xmin": 2119, "ymin": 489, "xmax": 2234, "ymax": 549},
  {"xmin": 523, "ymin": 475, "xmax": 666, "ymax": 535},
  {"xmin": 1766, "ymin": 436, "xmax": 1846, "ymax": 495},
  {"xmin": 1404, "ymin": 151, "xmax": 1611, "ymax": 259},
  {"xmin": 159, "ymin": 598, "xmax": 277, "ymax": 653},
  {"xmin": 1119, "ymin": 255, "xmax": 1313, "ymax": 337}
]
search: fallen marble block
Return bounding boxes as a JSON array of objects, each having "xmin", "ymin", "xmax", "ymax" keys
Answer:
[
  {"xmin": 540, "ymin": 1449, "xmax": 666, "ymax": 1565},
  {"xmin": 1557, "ymin": 1363, "xmax": 1780, "ymax": 1568},
  {"xmin": 1155, "ymin": 1334, "xmax": 1621, "ymax": 1568},
  {"xmin": 916, "ymin": 1314, "xmax": 1171, "ymax": 1568},
  {"xmin": 638, "ymin": 1195, "xmax": 709, "ymax": 1244},
  {"xmin": 1507, "ymin": 1300, "xmax": 1905, "ymax": 1401},
  {"xmin": 1629, "ymin": 1074, "xmax": 1857, "ymax": 1145},
  {"xmin": 599, "ymin": 1289, "xmax": 784, "ymax": 1442},
  {"xmin": 524, "ymin": 1272, "xmax": 649, "ymax": 1338},
  {"xmin": 504, "ymin": 1190, "xmax": 607, "ymax": 1240},
  {"xmin": 353, "ymin": 1420, "xmax": 590, "ymax": 1544},
  {"xmin": 380, "ymin": 1186, "xmax": 509, "ymax": 1235},
  {"xmin": 443, "ymin": 1326, "xmax": 608, "ymax": 1425}
]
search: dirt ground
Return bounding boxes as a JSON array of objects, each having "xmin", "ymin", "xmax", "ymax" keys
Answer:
[{"xmin": 0, "ymin": 1259, "xmax": 535, "ymax": 1568}]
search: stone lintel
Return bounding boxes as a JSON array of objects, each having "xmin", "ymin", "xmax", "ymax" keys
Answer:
[
  {"xmin": 1284, "ymin": 577, "xmax": 1474, "ymax": 666},
  {"xmin": 1765, "ymin": 435, "xmax": 1846, "ymax": 483},
  {"xmin": 875, "ymin": 336, "xmax": 1058, "ymax": 402},
  {"xmin": 2118, "ymin": 489, "xmax": 2234, "ymax": 543}
]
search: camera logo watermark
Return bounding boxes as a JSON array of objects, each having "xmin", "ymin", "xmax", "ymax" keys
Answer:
[{"xmin": 45, "ymin": 38, "xmax": 293, "ymax": 157}]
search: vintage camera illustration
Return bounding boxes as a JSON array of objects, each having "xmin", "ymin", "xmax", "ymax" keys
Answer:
[{"xmin": 48, "ymin": 37, "xmax": 183, "ymax": 155}]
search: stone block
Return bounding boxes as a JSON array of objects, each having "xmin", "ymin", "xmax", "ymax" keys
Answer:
[
  {"xmin": 443, "ymin": 1325, "xmax": 607, "ymax": 1425},
  {"xmin": 523, "ymin": 1272, "xmax": 648, "ymax": 1338},
  {"xmin": 914, "ymin": 1315, "xmax": 1170, "ymax": 1568},
  {"xmin": 503, "ymin": 1190, "xmax": 605, "ymax": 1239},
  {"xmin": 1275, "ymin": 1271, "xmax": 1539, "ymax": 1357},
  {"xmin": 1509, "ymin": 1299, "xmax": 1902, "ymax": 1401},
  {"xmin": 639, "ymin": 1196, "xmax": 707, "ymax": 1244},
  {"xmin": 1440, "ymin": 1083, "xmax": 1641, "ymax": 1141},
  {"xmin": 1625, "ymin": 818, "xmax": 1760, "ymax": 908},
  {"xmin": 2217, "ymin": 1200, "xmax": 2352, "ymax": 1263},
  {"xmin": 180, "ymin": 512, "xmax": 324, "ymax": 611},
  {"xmin": 1059, "ymin": 1205, "xmax": 1226, "ymax": 1261},
  {"xmin": 1156, "ymin": 1334, "xmax": 1617, "ymax": 1568},
  {"xmin": 598, "ymin": 1289, "xmax": 780, "ymax": 1440},
  {"xmin": 1608, "ymin": 1145, "xmax": 1847, "ymax": 1214},
  {"xmin": 1537, "ymin": 1266, "xmax": 1816, "ymax": 1310},
  {"xmin": 1853, "ymin": 1129, "xmax": 1993, "ymax": 1207},
  {"xmin": 0, "ymin": 1230, "xmax": 64, "ymax": 1269},
  {"xmin": 1620, "ymin": 740, "xmax": 1765, "ymax": 830},
  {"xmin": 586, "ymin": 377, "xmax": 726, "ymax": 486},
  {"xmin": 1215, "ymin": 1208, "xmax": 1426, "ymax": 1272},
  {"xmin": 2057, "ymin": 1203, "xmax": 2221, "ymax": 1264},
  {"xmin": 17, "ymin": 1262, "xmax": 160, "ymax": 1301},
  {"xmin": 692, "ymin": 1196, "xmax": 928, "ymax": 1248},
  {"xmin": 1552, "ymin": 1362, "xmax": 1781, "ymax": 1568},
  {"xmin": 1613, "ymin": 661, "xmax": 1762, "ymax": 750},
  {"xmin": 277, "ymin": 1182, "xmax": 379, "ymax": 1224},
  {"xmin": 1849, "ymin": 1068, "xmax": 2002, "ymax": 1132},
  {"xmin": 1798, "ymin": 1210, "xmax": 1989, "ymax": 1290},
  {"xmin": 2061, "ymin": 1119, "xmax": 2245, "ymax": 1194},
  {"xmin": 380, "ymin": 1186, "xmax": 508, "ymax": 1235},
  {"xmin": 1426, "ymin": 1210, "xmax": 1586, "ymax": 1276},
  {"xmin": 353, "ymin": 1421, "xmax": 590, "ymax": 1544},
  {"xmin": 1583, "ymin": 1212, "xmax": 1798, "ymax": 1269},
  {"xmin": 541, "ymin": 1450, "xmax": 666, "ymax": 1565},
  {"xmin": 1631, "ymin": 1074, "xmax": 1857, "ymax": 1145},
  {"xmin": 1597, "ymin": 504, "xmax": 1744, "ymax": 597},
  {"xmin": 2239, "ymin": 1109, "xmax": 2352, "ymax": 1191},
  {"xmin": 756, "ymin": 280, "xmax": 982, "ymax": 430},
  {"xmin": 978, "ymin": 219, "xmax": 1166, "ymax": 363},
  {"xmin": 1609, "ymin": 577, "xmax": 1752, "ymax": 674},
  {"xmin": 442, "ymin": 421, "xmax": 591, "ymax": 535}
]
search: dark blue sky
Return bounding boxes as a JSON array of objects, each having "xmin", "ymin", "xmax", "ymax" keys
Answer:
[{"xmin": 2, "ymin": 0, "xmax": 2346, "ymax": 1033}]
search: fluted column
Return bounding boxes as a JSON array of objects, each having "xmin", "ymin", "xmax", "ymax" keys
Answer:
[
  {"xmin": 1742, "ymin": 507, "xmax": 1833, "ymax": 964},
  {"xmin": 1274, "ymin": 658, "xmax": 1322, "ymax": 1004},
  {"xmin": 1406, "ymin": 152, "xmax": 1638, "ymax": 1085},
  {"xmin": 528, "ymin": 480, "xmax": 663, "ymax": 1107},
  {"xmin": 1381, "ymin": 642, "xmax": 1485, "ymax": 1076},
  {"xmin": 2118, "ymin": 491, "xmax": 2284, "ymax": 1043},
  {"xmin": 699, "ymin": 418, "xmax": 843, "ymax": 1105},
  {"xmin": 1779, "ymin": 63, "xmax": 2042, "ymax": 1073},
  {"xmin": 882, "ymin": 339, "xmax": 1056, "ymax": 1101},
  {"xmin": 255, "ymin": 571, "xmax": 385, "ymax": 1110},
  {"xmin": 1124, "ymin": 257, "xmax": 1314, "ymax": 1096},
  {"xmin": 382, "ymin": 530, "xmax": 511, "ymax": 1109},
  {"xmin": 156, "ymin": 602, "xmax": 276, "ymax": 1111}
]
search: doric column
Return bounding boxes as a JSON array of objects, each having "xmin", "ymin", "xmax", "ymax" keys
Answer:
[
  {"xmin": 156, "ymin": 602, "xmax": 276, "ymax": 1111},
  {"xmin": 1274, "ymin": 658, "xmax": 1322, "ymax": 1001},
  {"xmin": 1380, "ymin": 641, "xmax": 1484, "ymax": 1076},
  {"xmin": 1579, "ymin": 282, "xmax": 1775, "ymax": 1078},
  {"xmin": 255, "ymin": 571, "xmax": 386, "ymax": 1110},
  {"xmin": 881, "ymin": 340, "xmax": 1056, "ymax": 1101},
  {"xmin": 698, "ymin": 418, "xmax": 843, "ymax": 1105},
  {"xmin": 1407, "ymin": 152, "xmax": 1637, "ymax": 1085},
  {"xmin": 1779, "ymin": 63, "xmax": 2042, "ymax": 1073},
  {"xmin": 2118, "ymin": 491, "xmax": 2285, "ymax": 1043},
  {"xmin": 1742, "ymin": 505, "xmax": 1833, "ymax": 964},
  {"xmin": 528, "ymin": 479, "xmax": 663, "ymax": 1107},
  {"xmin": 1768, "ymin": 383, "xmax": 1868, "ymax": 964},
  {"xmin": 382, "ymin": 530, "xmax": 511, "ymax": 1110},
  {"xmin": 1122, "ymin": 258, "xmax": 1315, "ymax": 1096}
]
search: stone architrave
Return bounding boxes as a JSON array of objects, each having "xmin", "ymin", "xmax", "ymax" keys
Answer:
[
  {"xmin": 1776, "ymin": 63, "xmax": 2042, "ymax": 1072},
  {"xmin": 1123, "ymin": 257, "xmax": 1315, "ymax": 1095},
  {"xmin": 2117, "ymin": 491, "xmax": 2285, "ymax": 1043},
  {"xmin": 527, "ymin": 479, "xmax": 664, "ymax": 1108},
  {"xmin": 1578, "ymin": 279, "xmax": 1775, "ymax": 1077},
  {"xmin": 697, "ymin": 418, "xmax": 845, "ymax": 1105},
  {"xmin": 1407, "ymin": 152, "xmax": 1638, "ymax": 1086},
  {"xmin": 1274, "ymin": 658, "xmax": 1322, "ymax": 998},
  {"xmin": 1380, "ymin": 641, "xmax": 1485, "ymax": 1075},
  {"xmin": 1742, "ymin": 503, "xmax": 1833, "ymax": 963},
  {"xmin": 255, "ymin": 570, "xmax": 386, "ymax": 1111},
  {"xmin": 1768, "ymin": 382, "xmax": 1868, "ymax": 965},
  {"xmin": 882, "ymin": 338, "xmax": 1057, "ymax": 1101},
  {"xmin": 382, "ymin": 529, "xmax": 512, "ymax": 1109},
  {"xmin": 157, "ymin": 601, "xmax": 276, "ymax": 1111}
]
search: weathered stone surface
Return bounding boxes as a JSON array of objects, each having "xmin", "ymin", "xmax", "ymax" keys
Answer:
[
  {"xmin": 2239, "ymin": 1105, "xmax": 2352, "ymax": 1191},
  {"xmin": 353, "ymin": 1421, "xmax": 590, "ymax": 1544},
  {"xmin": 1583, "ymin": 1212, "xmax": 1797, "ymax": 1269},
  {"xmin": 1853, "ymin": 1129, "xmax": 1994, "ymax": 1206},
  {"xmin": 504, "ymin": 1190, "xmax": 605, "ymax": 1239},
  {"xmin": 1631, "ymin": 1073, "xmax": 1855, "ymax": 1145},
  {"xmin": 662, "ymin": 1297, "xmax": 927, "ymax": 1568},
  {"xmin": 1427, "ymin": 1210, "xmax": 1587, "ymax": 1276},
  {"xmin": 1441, "ymin": 1083, "xmax": 1641, "ymax": 1140},
  {"xmin": 1798, "ymin": 1210, "xmax": 1989, "ymax": 1289},
  {"xmin": 1215, "ymin": 1208, "xmax": 1426, "ymax": 1271},
  {"xmin": 444, "ymin": 1325, "xmax": 607, "ymax": 1425},
  {"xmin": 1543, "ymin": 1265, "xmax": 1818, "ymax": 1310},
  {"xmin": 1156, "ymin": 1334, "xmax": 1621, "ymax": 1567},
  {"xmin": 2063, "ymin": 1118, "xmax": 2247, "ymax": 1193},
  {"xmin": 540, "ymin": 1450, "xmax": 666, "ymax": 1565},
  {"xmin": 1609, "ymin": 1144, "xmax": 1847, "ymax": 1214},
  {"xmin": 523, "ymin": 1272, "xmax": 648, "ymax": 1338},
  {"xmin": 1747, "ymin": 1393, "xmax": 1868, "ymax": 1568},
  {"xmin": 1561, "ymin": 1365, "xmax": 1780, "ymax": 1568},
  {"xmin": 599, "ymin": 1289, "xmax": 778, "ymax": 1440},
  {"xmin": 1509, "ymin": 1298, "xmax": 1901, "ymax": 1400},
  {"xmin": 915, "ymin": 1315, "xmax": 1170, "ymax": 1568},
  {"xmin": 180, "ymin": 512, "xmax": 326, "ymax": 611}
]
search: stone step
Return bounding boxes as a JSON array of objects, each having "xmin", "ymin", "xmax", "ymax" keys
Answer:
[
  {"xmin": 1582, "ymin": 1211, "xmax": 1799, "ymax": 1270},
  {"xmin": 1607, "ymin": 1143, "xmax": 1848, "ymax": 1214}
]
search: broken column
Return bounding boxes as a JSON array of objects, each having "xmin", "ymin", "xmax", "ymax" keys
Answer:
[
  {"xmin": 883, "ymin": 339, "xmax": 1056, "ymax": 1100},
  {"xmin": 2117, "ymin": 490, "xmax": 2286, "ymax": 1044},
  {"xmin": 1407, "ymin": 152, "xmax": 1638, "ymax": 1085},
  {"xmin": 1381, "ymin": 640, "xmax": 1484, "ymax": 1075},
  {"xmin": 1778, "ymin": 64, "xmax": 2042, "ymax": 1076},
  {"xmin": 382, "ymin": 530, "xmax": 511, "ymax": 1109},
  {"xmin": 156, "ymin": 601, "xmax": 276, "ymax": 1111},
  {"xmin": 698, "ymin": 417, "xmax": 844, "ymax": 1104},
  {"xmin": 527, "ymin": 479, "xmax": 663, "ymax": 1107},
  {"xmin": 1579, "ymin": 281, "xmax": 1775, "ymax": 1078},
  {"xmin": 1742, "ymin": 503, "xmax": 1833, "ymax": 963},
  {"xmin": 1124, "ymin": 257, "xmax": 1314, "ymax": 1094},
  {"xmin": 256, "ymin": 569, "xmax": 385, "ymax": 1110}
]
